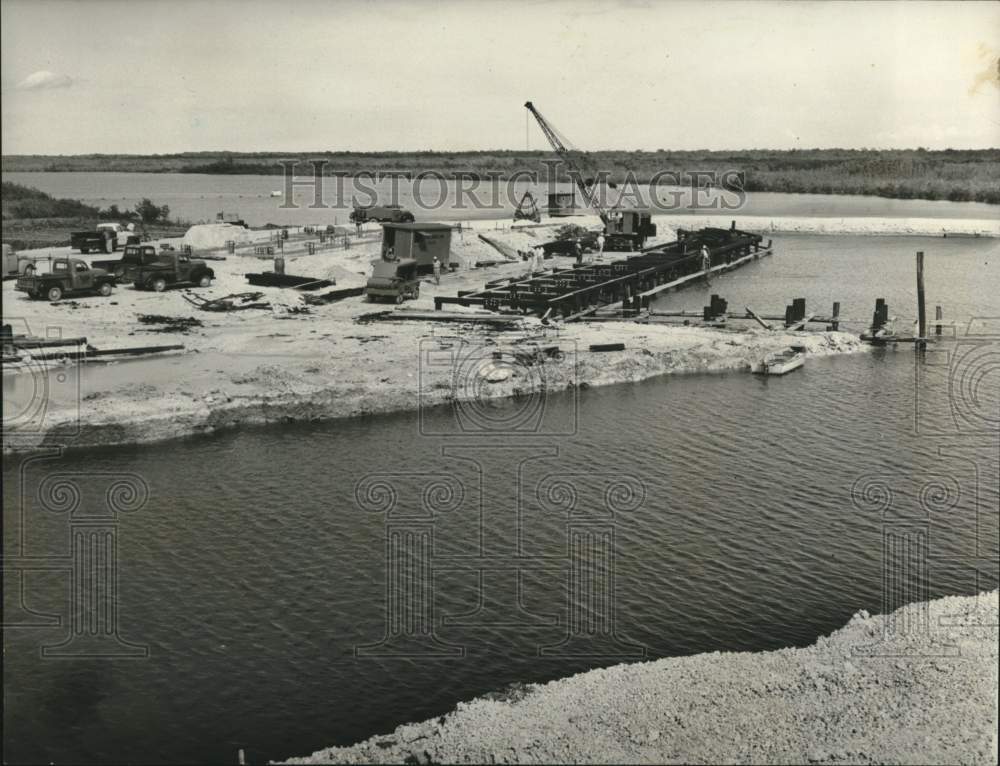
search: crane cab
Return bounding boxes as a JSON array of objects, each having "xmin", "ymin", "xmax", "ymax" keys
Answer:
[{"xmin": 606, "ymin": 209, "xmax": 657, "ymax": 251}]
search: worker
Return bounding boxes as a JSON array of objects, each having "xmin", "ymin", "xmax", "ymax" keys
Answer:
[
  {"xmin": 432, "ymin": 255, "xmax": 441, "ymax": 285},
  {"xmin": 533, "ymin": 245, "xmax": 544, "ymax": 274},
  {"xmin": 597, "ymin": 230, "xmax": 606, "ymax": 257},
  {"xmin": 574, "ymin": 240, "xmax": 583, "ymax": 265},
  {"xmin": 386, "ymin": 245, "xmax": 395, "ymax": 261},
  {"xmin": 700, "ymin": 244, "xmax": 711, "ymax": 272},
  {"xmin": 355, "ymin": 220, "xmax": 363, "ymax": 237}
]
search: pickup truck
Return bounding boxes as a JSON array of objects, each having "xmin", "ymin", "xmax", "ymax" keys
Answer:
[
  {"xmin": 133, "ymin": 252, "xmax": 215, "ymax": 292},
  {"xmin": 70, "ymin": 223, "xmax": 140, "ymax": 254},
  {"xmin": 349, "ymin": 204, "xmax": 415, "ymax": 224},
  {"xmin": 15, "ymin": 258, "xmax": 116, "ymax": 301},
  {"xmin": 92, "ymin": 244, "xmax": 159, "ymax": 283}
]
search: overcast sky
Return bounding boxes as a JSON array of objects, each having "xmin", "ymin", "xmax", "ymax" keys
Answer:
[{"xmin": 2, "ymin": 0, "xmax": 998, "ymax": 154}]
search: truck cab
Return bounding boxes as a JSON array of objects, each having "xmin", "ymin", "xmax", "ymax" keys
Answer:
[
  {"xmin": 97, "ymin": 222, "xmax": 138, "ymax": 247},
  {"xmin": 133, "ymin": 252, "xmax": 214, "ymax": 291},
  {"xmin": 92, "ymin": 244, "xmax": 159, "ymax": 283},
  {"xmin": 365, "ymin": 258, "xmax": 420, "ymax": 303}
]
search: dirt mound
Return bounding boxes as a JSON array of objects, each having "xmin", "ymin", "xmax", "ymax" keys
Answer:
[{"xmin": 282, "ymin": 591, "xmax": 999, "ymax": 765}]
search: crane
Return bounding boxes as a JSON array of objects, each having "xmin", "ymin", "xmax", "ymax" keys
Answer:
[
  {"xmin": 524, "ymin": 101, "xmax": 656, "ymax": 251},
  {"xmin": 524, "ymin": 101, "xmax": 608, "ymax": 225}
]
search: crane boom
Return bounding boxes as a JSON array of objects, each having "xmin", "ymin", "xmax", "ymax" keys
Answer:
[{"xmin": 524, "ymin": 101, "xmax": 610, "ymax": 227}]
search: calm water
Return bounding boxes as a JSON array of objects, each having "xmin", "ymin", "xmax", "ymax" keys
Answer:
[
  {"xmin": 4, "ymin": 171, "xmax": 998, "ymax": 227},
  {"xmin": 3, "ymin": 236, "xmax": 999, "ymax": 764}
]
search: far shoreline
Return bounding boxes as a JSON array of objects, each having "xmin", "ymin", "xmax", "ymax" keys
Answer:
[{"xmin": 4, "ymin": 147, "xmax": 999, "ymax": 206}]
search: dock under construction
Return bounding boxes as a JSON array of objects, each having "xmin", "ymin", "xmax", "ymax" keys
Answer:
[{"xmin": 434, "ymin": 223, "xmax": 772, "ymax": 322}]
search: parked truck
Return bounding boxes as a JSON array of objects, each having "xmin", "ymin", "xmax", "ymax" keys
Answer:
[
  {"xmin": 70, "ymin": 222, "xmax": 141, "ymax": 254},
  {"xmin": 349, "ymin": 204, "xmax": 415, "ymax": 224},
  {"xmin": 132, "ymin": 251, "xmax": 214, "ymax": 292},
  {"xmin": 365, "ymin": 258, "xmax": 420, "ymax": 303},
  {"xmin": 15, "ymin": 258, "xmax": 116, "ymax": 301},
  {"xmin": 92, "ymin": 244, "xmax": 160, "ymax": 283}
]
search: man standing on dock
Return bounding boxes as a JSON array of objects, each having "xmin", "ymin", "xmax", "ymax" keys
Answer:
[
  {"xmin": 597, "ymin": 230, "xmax": 606, "ymax": 258},
  {"xmin": 701, "ymin": 244, "xmax": 711, "ymax": 273},
  {"xmin": 432, "ymin": 255, "xmax": 442, "ymax": 285}
]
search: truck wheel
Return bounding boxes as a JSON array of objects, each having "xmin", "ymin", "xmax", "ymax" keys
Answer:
[
  {"xmin": 395, "ymin": 293, "xmax": 404, "ymax": 304},
  {"xmin": 151, "ymin": 278, "xmax": 167, "ymax": 292},
  {"xmin": 197, "ymin": 274, "xmax": 212, "ymax": 288},
  {"xmin": 99, "ymin": 282, "xmax": 113, "ymax": 297},
  {"xmin": 47, "ymin": 285, "xmax": 63, "ymax": 302},
  {"xmin": 80, "ymin": 247, "xmax": 90, "ymax": 254}
]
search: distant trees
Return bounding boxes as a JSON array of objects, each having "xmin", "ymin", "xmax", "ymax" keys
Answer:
[
  {"xmin": 1, "ymin": 181, "xmax": 100, "ymax": 218},
  {"xmin": 134, "ymin": 198, "xmax": 170, "ymax": 224}
]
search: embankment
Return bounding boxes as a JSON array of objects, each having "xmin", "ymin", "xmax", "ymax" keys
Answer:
[
  {"xmin": 281, "ymin": 590, "xmax": 999, "ymax": 765},
  {"xmin": 3, "ymin": 321, "xmax": 865, "ymax": 453}
]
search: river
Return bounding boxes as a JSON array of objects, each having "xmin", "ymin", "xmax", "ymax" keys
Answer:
[
  {"xmin": 2, "ymin": 235, "xmax": 999, "ymax": 764},
  {"xmin": 4, "ymin": 171, "xmax": 999, "ymax": 228}
]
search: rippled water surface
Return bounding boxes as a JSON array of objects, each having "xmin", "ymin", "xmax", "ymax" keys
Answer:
[
  {"xmin": 4, "ymin": 171, "xmax": 998, "ymax": 227},
  {"xmin": 3, "ymin": 236, "xmax": 998, "ymax": 764}
]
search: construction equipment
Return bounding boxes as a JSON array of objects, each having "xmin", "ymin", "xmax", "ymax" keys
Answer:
[
  {"xmin": 513, "ymin": 191, "xmax": 542, "ymax": 223},
  {"xmin": 365, "ymin": 258, "xmax": 421, "ymax": 304},
  {"xmin": 524, "ymin": 101, "xmax": 656, "ymax": 251}
]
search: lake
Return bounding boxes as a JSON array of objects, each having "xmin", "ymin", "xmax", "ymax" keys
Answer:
[
  {"xmin": 4, "ymin": 171, "xmax": 998, "ymax": 228},
  {"xmin": 2, "ymin": 234, "xmax": 999, "ymax": 764}
]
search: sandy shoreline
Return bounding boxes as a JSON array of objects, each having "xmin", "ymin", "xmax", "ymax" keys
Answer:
[
  {"xmin": 2, "ymin": 212, "xmax": 927, "ymax": 453},
  {"xmin": 280, "ymin": 590, "xmax": 999, "ymax": 765}
]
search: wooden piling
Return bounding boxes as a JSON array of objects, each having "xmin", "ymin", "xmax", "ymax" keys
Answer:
[
  {"xmin": 830, "ymin": 301, "xmax": 841, "ymax": 331},
  {"xmin": 916, "ymin": 251, "xmax": 927, "ymax": 345},
  {"xmin": 793, "ymin": 298, "xmax": 806, "ymax": 322},
  {"xmin": 935, "ymin": 305, "xmax": 942, "ymax": 336},
  {"xmin": 873, "ymin": 298, "xmax": 886, "ymax": 333}
]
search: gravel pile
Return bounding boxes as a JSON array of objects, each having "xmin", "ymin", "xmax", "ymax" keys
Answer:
[{"xmin": 281, "ymin": 591, "xmax": 998, "ymax": 765}]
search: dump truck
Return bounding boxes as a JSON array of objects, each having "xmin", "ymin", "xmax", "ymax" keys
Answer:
[
  {"xmin": 70, "ymin": 222, "xmax": 140, "ymax": 254},
  {"xmin": 349, "ymin": 204, "xmax": 415, "ymax": 224},
  {"xmin": 15, "ymin": 258, "xmax": 116, "ymax": 301},
  {"xmin": 365, "ymin": 258, "xmax": 420, "ymax": 303},
  {"xmin": 92, "ymin": 244, "xmax": 160, "ymax": 283},
  {"xmin": 133, "ymin": 252, "xmax": 215, "ymax": 292}
]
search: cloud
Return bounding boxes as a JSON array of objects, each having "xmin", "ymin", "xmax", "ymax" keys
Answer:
[
  {"xmin": 16, "ymin": 70, "xmax": 74, "ymax": 90},
  {"xmin": 969, "ymin": 45, "xmax": 1000, "ymax": 96}
]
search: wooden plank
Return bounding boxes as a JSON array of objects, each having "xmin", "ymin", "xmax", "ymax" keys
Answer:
[
  {"xmin": 784, "ymin": 313, "xmax": 815, "ymax": 332},
  {"xmin": 12, "ymin": 336, "xmax": 88, "ymax": 349},
  {"xmin": 744, "ymin": 306, "xmax": 773, "ymax": 330}
]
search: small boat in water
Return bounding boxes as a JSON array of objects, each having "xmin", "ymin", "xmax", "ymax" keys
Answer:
[{"xmin": 752, "ymin": 346, "xmax": 806, "ymax": 375}]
